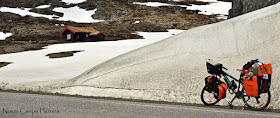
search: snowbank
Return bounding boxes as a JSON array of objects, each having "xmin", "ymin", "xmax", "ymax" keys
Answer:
[{"xmin": 47, "ymin": 3, "xmax": 280, "ymax": 109}]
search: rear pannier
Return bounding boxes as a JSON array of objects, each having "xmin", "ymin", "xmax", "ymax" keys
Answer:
[
  {"xmin": 243, "ymin": 75, "xmax": 260, "ymax": 97},
  {"xmin": 258, "ymin": 64, "xmax": 272, "ymax": 76},
  {"xmin": 242, "ymin": 61, "xmax": 272, "ymax": 97},
  {"xmin": 204, "ymin": 76, "xmax": 217, "ymax": 92}
]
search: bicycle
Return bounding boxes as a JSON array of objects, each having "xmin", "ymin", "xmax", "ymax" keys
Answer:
[{"xmin": 201, "ymin": 59, "xmax": 271, "ymax": 111}]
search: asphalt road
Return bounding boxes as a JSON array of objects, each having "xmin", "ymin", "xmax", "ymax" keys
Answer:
[{"xmin": 0, "ymin": 91, "xmax": 279, "ymax": 118}]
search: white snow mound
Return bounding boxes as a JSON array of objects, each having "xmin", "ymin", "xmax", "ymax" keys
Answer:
[{"xmin": 54, "ymin": 3, "xmax": 280, "ymax": 109}]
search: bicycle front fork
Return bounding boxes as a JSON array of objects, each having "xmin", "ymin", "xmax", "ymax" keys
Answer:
[{"xmin": 228, "ymin": 91, "xmax": 243, "ymax": 108}]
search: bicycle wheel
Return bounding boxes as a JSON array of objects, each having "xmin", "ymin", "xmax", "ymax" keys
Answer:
[
  {"xmin": 201, "ymin": 84, "xmax": 220, "ymax": 106},
  {"xmin": 242, "ymin": 85, "xmax": 271, "ymax": 111}
]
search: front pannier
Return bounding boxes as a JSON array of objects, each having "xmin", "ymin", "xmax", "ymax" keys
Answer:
[
  {"xmin": 213, "ymin": 81, "xmax": 227, "ymax": 100},
  {"xmin": 206, "ymin": 60, "xmax": 223, "ymax": 75}
]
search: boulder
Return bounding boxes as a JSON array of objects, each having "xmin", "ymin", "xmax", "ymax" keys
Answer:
[{"xmin": 229, "ymin": 0, "xmax": 280, "ymax": 18}]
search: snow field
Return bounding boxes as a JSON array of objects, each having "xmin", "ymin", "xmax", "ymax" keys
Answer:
[{"xmin": 0, "ymin": 30, "xmax": 184, "ymax": 84}]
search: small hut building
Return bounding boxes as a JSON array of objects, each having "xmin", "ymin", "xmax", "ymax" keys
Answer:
[{"xmin": 59, "ymin": 26, "xmax": 106, "ymax": 42}]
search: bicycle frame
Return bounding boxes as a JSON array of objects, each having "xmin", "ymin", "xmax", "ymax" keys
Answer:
[
  {"xmin": 222, "ymin": 71, "xmax": 242, "ymax": 91},
  {"xmin": 220, "ymin": 70, "xmax": 244, "ymax": 105}
]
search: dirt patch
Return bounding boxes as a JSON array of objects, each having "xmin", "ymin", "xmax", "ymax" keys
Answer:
[
  {"xmin": 46, "ymin": 50, "xmax": 84, "ymax": 59},
  {"xmin": 0, "ymin": 62, "xmax": 12, "ymax": 68}
]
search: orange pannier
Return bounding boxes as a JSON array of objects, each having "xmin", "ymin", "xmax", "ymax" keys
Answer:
[
  {"xmin": 258, "ymin": 64, "xmax": 272, "ymax": 76},
  {"xmin": 205, "ymin": 76, "xmax": 217, "ymax": 92},
  {"xmin": 217, "ymin": 82, "xmax": 227, "ymax": 100},
  {"xmin": 243, "ymin": 75, "xmax": 259, "ymax": 97}
]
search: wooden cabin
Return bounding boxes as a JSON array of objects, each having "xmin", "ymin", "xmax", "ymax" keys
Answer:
[{"xmin": 59, "ymin": 26, "xmax": 106, "ymax": 42}]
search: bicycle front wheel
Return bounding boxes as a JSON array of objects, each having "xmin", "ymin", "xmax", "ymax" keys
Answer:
[
  {"xmin": 242, "ymin": 85, "xmax": 271, "ymax": 111},
  {"xmin": 201, "ymin": 85, "xmax": 220, "ymax": 106}
]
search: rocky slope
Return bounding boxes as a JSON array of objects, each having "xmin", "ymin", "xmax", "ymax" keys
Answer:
[{"xmin": 0, "ymin": 0, "xmax": 223, "ymax": 54}]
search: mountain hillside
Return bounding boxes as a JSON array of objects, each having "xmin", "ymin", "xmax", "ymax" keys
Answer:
[{"xmin": 0, "ymin": 0, "xmax": 221, "ymax": 54}]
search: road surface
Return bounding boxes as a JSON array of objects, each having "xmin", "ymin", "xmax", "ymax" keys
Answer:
[{"xmin": 0, "ymin": 91, "xmax": 279, "ymax": 118}]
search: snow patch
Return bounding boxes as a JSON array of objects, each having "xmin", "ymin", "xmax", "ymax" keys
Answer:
[
  {"xmin": 36, "ymin": 5, "xmax": 51, "ymax": 9},
  {"xmin": 62, "ymin": 0, "xmax": 87, "ymax": 4},
  {"xmin": 0, "ymin": 7, "xmax": 57, "ymax": 19},
  {"xmin": 133, "ymin": 0, "xmax": 231, "ymax": 18},
  {"xmin": 167, "ymin": 29, "xmax": 185, "ymax": 35},
  {"xmin": 0, "ymin": 32, "xmax": 13, "ymax": 40},
  {"xmin": 53, "ymin": 6, "xmax": 103, "ymax": 23},
  {"xmin": 133, "ymin": 21, "xmax": 140, "ymax": 24},
  {"xmin": 187, "ymin": 1, "xmax": 231, "ymax": 15},
  {"xmin": 0, "ymin": 6, "xmax": 103, "ymax": 23}
]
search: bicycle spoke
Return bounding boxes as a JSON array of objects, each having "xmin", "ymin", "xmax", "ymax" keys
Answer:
[
  {"xmin": 201, "ymin": 86, "xmax": 219, "ymax": 106},
  {"xmin": 243, "ymin": 87, "xmax": 271, "ymax": 111}
]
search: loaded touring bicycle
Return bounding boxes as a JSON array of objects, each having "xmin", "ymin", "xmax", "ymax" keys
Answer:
[{"xmin": 201, "ymin": 59, "xmax": 272, "ymax": 111}]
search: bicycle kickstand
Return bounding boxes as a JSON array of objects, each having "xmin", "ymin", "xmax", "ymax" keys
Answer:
[{"xmin": 228, "ymin": 95, "xmax": 237, "ymax": 109}]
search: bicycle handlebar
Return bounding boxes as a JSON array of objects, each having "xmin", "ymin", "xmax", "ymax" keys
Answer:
[
  {"xmin": 250, "ymin": 59, "xmax": 259, "ymax": 63},
  {"xmin": 221, "ymin": 59, "xmax": 258, "ymax": 72},
  {"xmin": 222, "ymin": 67, "xmax": 228, "ymax": 70}
]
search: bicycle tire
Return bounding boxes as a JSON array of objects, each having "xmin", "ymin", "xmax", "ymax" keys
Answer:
[
  {"xmin": 201, "ymin": 83, "xmax": 220, "ymax": 106},
  {"xmin": 242, "ymin": 85, "xmax": 271, "ymax": 111}
]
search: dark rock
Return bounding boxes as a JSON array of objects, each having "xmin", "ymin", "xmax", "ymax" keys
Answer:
[
  {"xmin": 29, "ymin": 8, "xmax": 54, "ymax": 15},
  {"xmin": 229, "ymin": 0, "xmax": 280, "ymax": 18},
  {"xmin": 46, "ymin": 50, "xmax": 84, "ymax": 59},
  {"xmin": 0, "ymin": 62, "xmax": 11, "ymax": 68}
]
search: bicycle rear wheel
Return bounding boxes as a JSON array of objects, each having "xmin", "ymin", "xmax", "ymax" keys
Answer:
[
  {"xmin": 242, "ymin": 85, "xmax": 271, "ymax": 111},
  {"xmin": 201, "ymin": 84, "xmax": 220, "ymax": 106}
]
